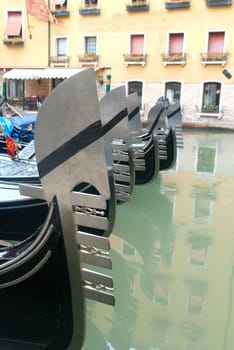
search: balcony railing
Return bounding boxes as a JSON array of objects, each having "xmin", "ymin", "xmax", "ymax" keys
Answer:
[
  {"xmin": 79, "ymin": 3, "xmax": 100, "ymax": 14},
  {"xmin": 3, "ymin": 38, "xmax": 24, "ymax": 46},
  {"xmin": 52, "ymin": 5, "xmax": 70, "ymax": 16},
  {"xmin": 206, "ymin": 0, "xmax": 232, "ymax": 6},
  {"xmin": 49, "ymin": 55, "xmax": 70, "ymax": 66},
  {"xmin": 123, "ymin": 53, "xmax": 147, "ymax": 66},
  {"xmin": 165, "ymin": 0, "xmax": 190, "ymax": 9},
  {"xmin": 161, "ymin": 53, "xmax": 187, "ymax": 66},
  {"xmin": 78, "ymin": 53, "xmax": 99, "ymax": 66},
  {"xmin": 200, "ymin": 52, "xmax": 228, "ymax": 66},
  {"xmin": 126, "ymin": 0, "xmax": 149, "ymax": 11}
]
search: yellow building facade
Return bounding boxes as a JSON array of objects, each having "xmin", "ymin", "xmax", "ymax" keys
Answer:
[{"xmin": 0, "ymin": 0, "xmax": 234, "ymax": 124}]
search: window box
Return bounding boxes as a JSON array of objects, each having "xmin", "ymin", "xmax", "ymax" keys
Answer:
[
  {"xmin": 126, "ymin": 1, "xmax": 149, "ymax": 11},
  {"xmin": 49, "ymin": 55, "xmax": 70, "ymax": 66},
  {"xmin": 3, "ymin": 38, "xmax": 24, "ymax": 46},
  {"xmin": 79, "ymin": 3, "xmax": 100, "ymax": 15},
  {"xmin": 124, "ymin": 54, "xmax": 147, "ymax": 66},
  {"xmin": 78, "ymin": 53, "xmax": 99, "ymax": 66},
  {"xmin": 196, "ymin": 105, "xmax": 223, "ymax": 119},
  {"xmin": 206, "ymin": 0, "xmax": 232, "ymax": 6},
  {"xmin": 52, "ymin": 9, "xmax": 70, "ymax": 17},
  {"xmin": 200, "ymin": 52, "xmax": 228, "ymax": 66},
  {"xmin": 165, "ymin": 0, "xmax": 190, "ymax": 8},
  {"xmin": 161, "ymin": 53, "xmax": 186, "ymax": 66}
]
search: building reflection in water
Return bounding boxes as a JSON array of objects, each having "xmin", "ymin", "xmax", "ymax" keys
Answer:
[{"xmin": 82, "ymin": 130, "xmax": 234, "ymax": 350}]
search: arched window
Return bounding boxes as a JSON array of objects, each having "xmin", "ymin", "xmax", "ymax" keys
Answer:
[
  {"xmin": 202, "ymin": 82, "xmax": 221, "ymax": 113},
  {"xmin": 128, "ymin": 81, "xmax": 143, "ymax": 109},
  {"xmin": 165, "ymin": 82, "xmax": 181, "ymax": 104}
]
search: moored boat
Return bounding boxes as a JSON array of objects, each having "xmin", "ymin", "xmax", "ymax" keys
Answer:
[{"xmin": 0, "ymin": 68, "xmax": 116, "ymax": 349}]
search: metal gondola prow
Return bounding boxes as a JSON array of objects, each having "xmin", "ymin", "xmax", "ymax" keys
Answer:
[{"xmin": 0, "ymin": 67, "xmax": 116, "ymax": 349}]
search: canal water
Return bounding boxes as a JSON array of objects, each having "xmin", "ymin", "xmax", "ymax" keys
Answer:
[{"xmin": 82, "ymin": 129, "xmax": 234, "ymax": 350}]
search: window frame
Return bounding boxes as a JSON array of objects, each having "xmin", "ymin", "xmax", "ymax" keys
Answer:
[
  {"xmin": 164, "ymin": 80, "xmax": 183, "ymax": 105},
  {"xmin": 126, "ymin": 79, "xmax": 144, "ymax": 112},
  {"xmin": 83, "ymin": 35, "xmax": 98, "ymax": 54},
  {"xmin": 4, "ymin": 8, "xmax": 24, "ymax": 40},
  {"xmin": 83, "ymin": 0, "xmax": 98, "ymax": 6},
  {"xmin": 198, "ymin": 80, "xmax": 223, "ymax": 118},
  {"xmin": 54, "ymin": 36, "xmax": 68, "ymax": 56},
  {"xmin": 128, "ymin": 33, "xmax": 146, "ymax": 55},
  {"xmin": 166, "ymin": 31, "xmax": 186, "ymax": 55},
  {"xmin": 205, "ymin": 29, "xmax": 226, "ymax": 54}
]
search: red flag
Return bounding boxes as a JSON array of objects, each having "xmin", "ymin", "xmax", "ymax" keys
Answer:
[
  {"xmin": 26, "ymin": 0, "xmax": 58, "ymax": 24},
  {"xmin": 5, "ymin": 135, "xmax": 16, "ymax": 157}
]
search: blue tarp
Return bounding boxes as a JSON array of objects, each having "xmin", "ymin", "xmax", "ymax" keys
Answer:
[
  {"xmin": 0, "ymin": 115, "xmax": 35, "ymax": 142},
  {"xmin": 0, "ymin": 117, "xmax": 14, "ymax": 136},
  {"xmin": 11, "ymin": 114, "xmax": 37, "ymax": 128}
]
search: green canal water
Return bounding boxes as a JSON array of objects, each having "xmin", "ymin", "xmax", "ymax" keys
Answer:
[{"xmin": 82, "ymin": 129, "xmax": 234, "ymax": 350}]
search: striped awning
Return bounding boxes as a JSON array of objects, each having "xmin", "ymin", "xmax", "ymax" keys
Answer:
[
  {"xmin": 3, "ymin": 68, "xmax": 85, "ymax": 80},
  {"xmin": 53, "ymin": 0, "xmax": 66, "ymax": 5}
]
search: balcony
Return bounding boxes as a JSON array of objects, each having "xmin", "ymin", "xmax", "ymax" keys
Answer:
[
  {"xmin": 126, "ymin": 0, "xmax": 149, "ymax": 12},
  {"xmin": 206, "ymin": 0, "xmax": 232, "ymax": 6},
  {"xmin": 49, "ymin": 55, "xmax": 70, "ymax": 67},
  {"xmin": 52, "ymin": 5, "xmax": 70, "ymax": 17},
  {"xmin": 200, "ymin": 52, "xmax": 228, "ymax": 66},
  {"xmin": 123, "ymin": 53, "xmax": 147, "ymax": 67},
  {"xmin": 79, "ymin": 3, "xmax": 100, "ymax": 15},
  {"xmin": 165, "ymin": 0, "xmax": 190, "ymax": 9},
  {"xmin": 78, "ymin": 53, "xmax": 99, "ymax": 66},
  {"xmin": 161, "ymin": 53, "xmax": 187, "ymax": 66},
  {"xmin": 3, "ymin": 37, "xmax": 24, "ymax": 46}
]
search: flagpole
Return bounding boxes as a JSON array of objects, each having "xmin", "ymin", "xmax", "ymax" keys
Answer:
[{"xmin": 48, "ymin": 0, "xmax": 51, "ymax": 67}]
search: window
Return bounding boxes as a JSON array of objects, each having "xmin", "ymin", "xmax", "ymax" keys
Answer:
[
  {"xmin": 52, "ymin": 78, "xmax": 64, "ymax": 89},
  {"xmin": 128, "ymin": 81, "xmax": 143, "ymax": 109},
  {"xmin": 188, "ymin": 236, "xmax": 211, "ymax": 268},
  {"xmin": 130, "ymin": 34, "xmax": 144, "ymax": 54},
  {"xmin": 165, "ymin": 81, "xmax": 181, "ymax": 104},
  {"xmin": 193, "ymin": 196, "xmax": 212, "ymax": 224},
  {"xmin": 196, "ymin": 146, "xmax": 216, "ymax": 173},
  {"xmin": 202, "ymin": 82, "xmax": 221, "ymax": 113},
  {"xmin": 4, "ymin": 11, "xmax": 23, "ymax": 39},
  {"xmin": 162, "ymin": 33, "xmax": 186, "ymax": 65},
  {"xmin": 54, "ymin": 0, "xmax": 67, "ymax": 9},
  {"xmin": 208, "ymin": 31, "xmax": 224, "ymax": 55},
  {"xmin": 122, "ymin": 241, "xmax": 136, "ymax": 256},
  {"xmin": 55, "ymin": 37, "xmax": 67, "ymax": 56},
  {"xmin": 169, "ymin": 33, "xmax": 184, "ymax": 54},
  {"xmin": 201, "ymin": 31, "xmax": 227, "ymax": 65},
  {"xmin": 153, "ymin": 278, "xmax": 169, "ymax": 306},
  {"xmin": 187, "ymin": 281, "xmax": 207, "ymax": 314},
  {"xmin": 84, "ymin": 0, "xmax": 98, "ymax": 6},
  {"xmin": 85, "ymin": 36, "xmax": 97, "ymax": 53},
  {"xmin": 8, "ymin": 80, "xmax": 23, "ymax": 98}
]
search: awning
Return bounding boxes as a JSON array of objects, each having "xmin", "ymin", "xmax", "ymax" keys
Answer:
[
  {"xmin": 5, "ymin": 12, "xmax": 22, "ymax": 36},
  {"xmin": 53, "ymin": 0, "xmax": 66, "ymax": 5},
  {"xmin": 3, "ymin": 68, "xmax": 85, "ymax": 80}
]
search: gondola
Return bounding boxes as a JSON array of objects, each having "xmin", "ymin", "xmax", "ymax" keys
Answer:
[
  {"xmin": 147, "ymin": 100, "xmax": 177, "ymax": 171},
  {"xmin": 0, "ymin": 68, "xmax": 116, "ymax": 350},
  {"xmin": 100, "ymin": 86, "xmax": 135, "ymax": 203},
  {"xmin": 127, "ymin": 92, "xmax": 160, "ymax": 185}
]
